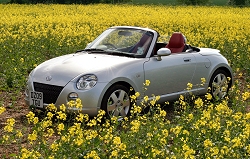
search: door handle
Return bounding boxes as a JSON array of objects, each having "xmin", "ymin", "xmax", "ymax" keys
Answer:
[{"xmin": 184, "ymin": 58, "xmax": 191, "ymax": 62}]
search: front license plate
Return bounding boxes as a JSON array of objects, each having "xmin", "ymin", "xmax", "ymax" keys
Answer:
[{"xmin": 29, "ymin": 91, "xmax": 43, "ymax": 108}]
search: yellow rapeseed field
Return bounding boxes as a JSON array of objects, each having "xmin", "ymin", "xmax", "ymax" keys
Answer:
[
  {"xmin": 0, "ymin": 4, "xmax": 250, "ymax": 158},
  {"xmin": 0, "ymin": 4, "xmax": 250, "ymax": 73}
]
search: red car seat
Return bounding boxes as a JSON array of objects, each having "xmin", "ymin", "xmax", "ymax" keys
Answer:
[{"xmin": 165, "ymin": 32, "xmax": 185, "ymax": 53}]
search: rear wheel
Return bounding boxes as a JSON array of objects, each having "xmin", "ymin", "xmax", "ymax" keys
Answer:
[
  {"xmin": 101, "ymin": 85, "xmax": 131, "ymax": 120},
  {"xmin": 209, "ymin": 69, "xmax": 231, "ymax": 99}
]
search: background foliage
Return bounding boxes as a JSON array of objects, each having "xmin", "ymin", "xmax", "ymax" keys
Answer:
[
  {"xmin": 0, "ymin": 4, "xmax": 249, "ymax": 92},
  {"xmin": 0, "ymin": 0, "xmax": 249, "ymax": 5},
  {"xmin": 0, "ymin": 4, "xmax": 249, "ymax": 158}
]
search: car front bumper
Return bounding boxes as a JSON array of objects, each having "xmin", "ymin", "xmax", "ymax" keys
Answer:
[{"xmin": 25, "ymin": 80, "xmax": 111, "ymax": 117}]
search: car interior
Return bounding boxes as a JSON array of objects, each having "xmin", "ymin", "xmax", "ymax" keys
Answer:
[{"xmin": 153, "ymin": 32, "xmax": 200, "ymax": 56}]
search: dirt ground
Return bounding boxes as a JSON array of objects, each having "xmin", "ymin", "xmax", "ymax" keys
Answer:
[{"xmin": 0, "ymin": 91, "xmax": 30, "ymax": 158}]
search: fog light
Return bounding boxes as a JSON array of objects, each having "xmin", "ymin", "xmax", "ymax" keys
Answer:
[{"xmin": 68, "ymin": 92, "xmax": 78, "ymax": 101}]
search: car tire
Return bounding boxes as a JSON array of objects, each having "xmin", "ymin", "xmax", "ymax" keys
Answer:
[
  {"xmin": 209, "ymin": 69, "xmax": 231, "ymax": 99},
  {"xmin": 101, "ymin": 85, "xmax": 131, "ymax": 119}
]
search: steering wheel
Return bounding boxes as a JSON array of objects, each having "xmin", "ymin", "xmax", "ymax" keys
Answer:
[{"xmin": 103, "ymin": 43, "xmax": 117, "ymax": 49}]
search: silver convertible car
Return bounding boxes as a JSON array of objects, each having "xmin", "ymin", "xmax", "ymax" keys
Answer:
[{"xmin": 25, "ymin": 26, "xmax": 233, "ymax": 118}]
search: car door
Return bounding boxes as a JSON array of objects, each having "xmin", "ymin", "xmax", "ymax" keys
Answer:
[{"xmin": 143, "ymin": 53, "xmax": 196, "ymax": 101}]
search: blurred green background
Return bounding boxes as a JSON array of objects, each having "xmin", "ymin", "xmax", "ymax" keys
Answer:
[{"xmin": 0, "ymin": 0, "xmax": 229, "ymax": 5}]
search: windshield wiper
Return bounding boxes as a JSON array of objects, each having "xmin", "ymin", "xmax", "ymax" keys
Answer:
[
  {"xmin": 76, "ymin": 49, "xmax": 135, "ymax": 58},
  {"xmin": 76, "ymin": 48, "xmax": 105, "ymax": 53},
  {"xmin": 108, "ymin": 51, "xmax": 135, "ymax": 58}
]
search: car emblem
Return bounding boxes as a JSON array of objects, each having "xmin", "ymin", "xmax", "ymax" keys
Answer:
[{"xmin": 46, "ymin": 76, "xmax": 52, "ymax": 81}]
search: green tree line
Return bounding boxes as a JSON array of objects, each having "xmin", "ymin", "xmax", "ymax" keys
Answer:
[
  {"xmin": 7, "ymin": 0, "xmax": 250, "ymax": 7},
  {"xmin": 10, "ymin": 0, "xmax": 132, "ymax": 4}
]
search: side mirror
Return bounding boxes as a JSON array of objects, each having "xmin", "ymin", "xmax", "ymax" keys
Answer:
[{"xmin": 156, "ymin": 48, "xmax": 171, "ymax": 61}]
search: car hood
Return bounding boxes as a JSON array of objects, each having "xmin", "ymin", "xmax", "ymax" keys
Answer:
[{"xmin": 31, "ymin": 53, "xmax": 140, "ymax": 86}]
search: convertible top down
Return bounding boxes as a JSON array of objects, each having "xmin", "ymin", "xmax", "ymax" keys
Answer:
[{"xmin": 25, "ymin": 26, "xmax": 233, "ymax": 119}]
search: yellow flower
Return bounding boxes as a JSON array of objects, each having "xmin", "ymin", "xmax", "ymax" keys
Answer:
[
  {"xmin": 187, "ymin": 113, "xmax": 193, "ymax": 121},
  {"xmin": 210, "ymin": 147, "xmax": 219, "ymax": 156},
  {"xmin": 4, "ymin": 118, "xmax": 15, "ymax": 132},
  {"xmin": 3, "ymin": 135, "xmax": 9, "ymax": 141},
  {"xmin": 152, "ymin": 148, "xmax": 162, "ymax": 158},
  {"xmin": 130, "ymin": 120, "xmax": 140, "ymax": 133},
  {"xmin": 144, "ymin": 80, "xmax": 150, "ymax": 86},
  {"xmin": 204, "ymin": 139, "xmax": 213, "ymax": 147},
  {"xmin": 246, "ymin": 144, "xmax": 250, "ymax": 154},
  {"xmin": 46, "ymin": 104, "xmax": 57, "ymax": 112},
  {"xmin": 231, "ymin": 137, "xmax": 242, "ymax": 148},
  {"xmin": 155, "ymin": 95, "xmax": 160, "ymax": 101},
  {"xmin": 147, "ymin": 132, "xmax": 153, "ymax": 139},
  {"xmin": 220, "ymin": 146, "xmax": 229, "ymax": 155},
  {"xmin": 111, "ymin": 150, "xmax": 118, "ymax": 157},
  {"xmin": 33, "ymin": 117, "xmax": 39, "ymax": 124},
  {"xmin": 194, "ymin": 98, "xmax": 203, "ymax": 109},
  {"xmin": 182, "ymin": 144, "xmax": 195, "ymax": 158},
  {"xmin": 76, "ymin": 113, "xmax": 84, "ymax": 122},
  {"xmin": 132, "ymin": 105, "xmax": 142, "ymax": 114},
  {"xmin": 56, "ymin": 111, "xmax": 67, "ymax": 121},
  {"xmin": 119, "ymin": 143, "xmax": 126, "ymax": 151},
  {"xmin": 0, "ymin": 106, "xmax": 6, "ymax": 114},
  {"xmin": 50, "ymin": 143, "xmax": 59, "ymax": 152},
  {"xmin": 28, "ymin": 130, "xmax": 37, "ymax": 142},
  {"xmin": 242, "ymin": 91, "xmax": 250, "ymax": 101},
  {"xmin": 57, "ymin": 123, "xmax": 64, "ymax": 132},
  {"xmin": 160, "ymin": 138, "xmax": 166, "ymax": 145},
  {"xmin": 87, "ymin": 119, "xmax": 97, "ymax": 127},
  {"xmin": 183, "ymin": 130, "xmax": 190, "ymax": 136},
  {"xmin": 135, "ymin": 92, "xmax": 140, "ymax": 98},
  {"xmin": 201, "ymin": 77, "xmax": 206, "ymax": 86},
  {"xmin": 20, "ymin": 148, "xmax": 31, "ymax": 159},
  {"xmin": 205, "ymin": 93, "xmax": 213, "ymax": 100},
  {"xmin": 84, "ymin": 150, "xmax": 100, "ymax": 159},
  {"xmin": 160, "ymin": 109, "xmax": 166, "ymax": 117},
  {"xmin": 187, "ymin": 83, "xmax": 193, "ymax": 90},
  {"xmin": 17, "ymin": 130, "xmax": 23, "ymax": 138},
  {"xmin": 26, "ymin": 111, "xmax": 35, "ymax": 124},
  {"xmin": 113, "ymin": 136, "xmax": 121, "ymax": 145},
  {"xmin": 20, "ymin": 58, "xmax": 24, "ymax": 63},
  {"xmin": 162, "ymin": 129, "xmax": 169, "ymax": 137},
  {"xmin": 60, "ymin": 104, "xmax": 66, "ymax": 112},
  {"xmin": 41, "ymin": 120, "xmax": 52, "ymax": 129},
  {"xmin": 143, "ymin": 95, "xmax": 149, "ymax": 102},
  {"xmin": 170, "ymin": 126, "xmax": 183, "ymax": 136},
  {"xmin": 47, "ymin": 112, "xmax": 54, "ymax": 119},
  {"xmin": 179, "ymin": 95, "xmax": 184, "ymax": 101}
]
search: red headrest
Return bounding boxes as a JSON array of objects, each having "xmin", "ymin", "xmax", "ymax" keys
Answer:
[{"xmin": 165, "ymin": 32, "xmax": 185, "ymax": 53}]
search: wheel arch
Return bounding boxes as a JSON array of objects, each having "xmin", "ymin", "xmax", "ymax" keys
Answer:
[
  {"xmin": 98, "ymin": 80, "xmax": 136, "ymax": 109},
  {"xmin": 105, "ymin": 81, "xmax": 136, "ymax": 96},
  {"xmin": 212, "ymin": 66, "xmax": 233, "ymax": 88}
]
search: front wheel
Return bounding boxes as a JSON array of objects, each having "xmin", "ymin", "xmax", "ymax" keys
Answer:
[
  {"xmin": 101, "ymin": 85, "xmax": 131, "ymax": 119},
  {"xmin": 209, "ymin": 69, "xmax": 231, "ymax": 99}
]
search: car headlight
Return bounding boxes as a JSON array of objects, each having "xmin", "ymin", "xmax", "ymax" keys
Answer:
[{"xmin": 76, "ymin": 74, "xmax": 98, "ymax": 90}]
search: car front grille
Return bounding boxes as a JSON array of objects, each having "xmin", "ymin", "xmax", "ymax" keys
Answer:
[{"xmin": 33, "ymin": 82, "xmax": 64, "ymax": 104}]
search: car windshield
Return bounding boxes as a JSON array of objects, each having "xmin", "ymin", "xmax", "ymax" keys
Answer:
[{"xmin": 85, "ymin": 28, "xmax": 154, "ymax": 57}]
